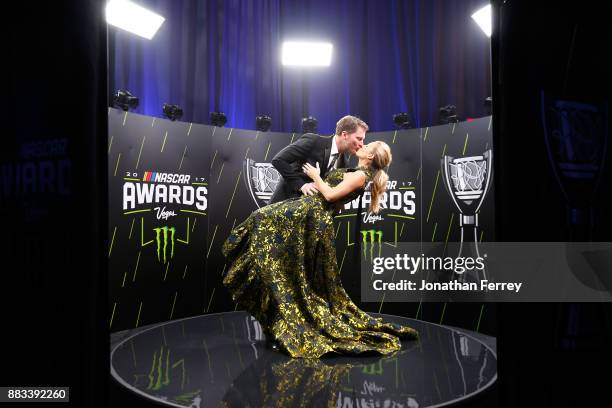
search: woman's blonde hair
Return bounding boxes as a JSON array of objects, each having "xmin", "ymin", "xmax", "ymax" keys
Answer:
[{"xmin": 368, "ymin": 141, "xmax": 392, "ymax": 214}]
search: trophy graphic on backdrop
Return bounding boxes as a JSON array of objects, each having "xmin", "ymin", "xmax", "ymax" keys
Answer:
[
  {"xmin": 243, "ymin": 158, "xmax": 282, "ymax": 208},
  {"xmin": 441, "ymin": 150, "xmax": 493, "ymax": 282}
]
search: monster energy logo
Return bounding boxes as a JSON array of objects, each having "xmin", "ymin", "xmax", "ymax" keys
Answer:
[
  {"xmin": 146, "ymin": 345, "xmax": 188, "ymax": 392},
  {"xmin": 361, "ymin": 229, "xmax": 382, "ymax": 262},
  {"xmin": 362, "ymin": 360, "xmax": 383, "ymax": 375},
  {"xmin": 361, "ymin": 355, "xmax": 401, "ymax": 377},
  {"xmin": 154, "ymin": 226, "xmax": 175, "ymax": 263},
  {"xmin": 361, "ymin": 229, "xmax": 382, "ymax": 244}
]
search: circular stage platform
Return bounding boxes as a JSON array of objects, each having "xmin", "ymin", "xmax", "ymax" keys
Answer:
[{"xmin": 111, "ymin": 311, "xmax": 496, "ymax": 407}]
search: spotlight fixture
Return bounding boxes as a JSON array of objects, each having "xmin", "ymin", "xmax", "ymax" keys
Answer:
[
  {"xmin": 392, "ymin": 113, "xmax": 412, "ymax": 129},
  {"xmin": 162, "ymin": 103, "xmax": 183, "ymax": 121},
  {"xmin": 112, "ymin": 89, "xmax": 139, "ymax": 111},
  {"xmin": 210, "ymin": 112, "xmax": 227, "ymax": 127},
  {"xmin": 281, "ymin": 41, "xmax": 333, "ymax": 67},
  {"xmin": 439, "ymin": 105, "xmax": 459, "ymax": 124},
  {"xmin": 471, "ymin": 4, "xmax": 492, "ymax": 37},
  {"xmin": 255, "ymin": 115, "xmax": 272, "ymax": 132},
  {"xmin": 105, "ymin": 0, "xmax": 165, "ymax": 40},
  {"xmin": 301, "ymin": 116, "xmax": 318, "ymax": 134}
]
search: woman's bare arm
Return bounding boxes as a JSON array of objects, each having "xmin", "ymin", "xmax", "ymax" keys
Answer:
[{"xmin": 303, "ymin": 163, "xmax": 366, "ymax": 202}]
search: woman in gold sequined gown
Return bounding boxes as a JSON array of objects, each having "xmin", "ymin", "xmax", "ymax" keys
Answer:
[{"xmin": 222, "ymin": 141, "xmax": 418, "ymax": 358}]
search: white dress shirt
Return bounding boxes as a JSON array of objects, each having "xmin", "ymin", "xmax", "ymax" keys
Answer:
[{"xmin": 327, "ymin": 137, "xmax": 340, "ymax": 170}]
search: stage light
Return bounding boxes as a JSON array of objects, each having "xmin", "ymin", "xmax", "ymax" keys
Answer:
[
  {"xmin": 392, "ymin": 113, "xmax": 412, "ymax": 129},
  {"xmin": 112, "ymin": 89, "xmax": 139, "ymax": 111},
  {"xmin": 106, "ymin": 0, "xmax": 165, "ymax": 39},
  {"xmin": 162, "ymin": 104, "xmax": 183, "ymax": 121},
  {"xmin": 471, "ymin": 4, "xmax": 492, "ymax": 37},
  {"xmin": 281, "ymin": 42, "xmax": 333, "ymax": 66},
  {"xmin": 210, "ymin": 112, "xmax": 227, "ymax": 127},
  {"xmin": 439, "ymin": 105, "xmax": 459, "ymax": 124},
  {"xmin": 302, "ymin": 116, "xmax": 318, "ymax": 134},
  {"xmin": 256, "ymin": 115, "xmax": 272, "ymax": 132}
]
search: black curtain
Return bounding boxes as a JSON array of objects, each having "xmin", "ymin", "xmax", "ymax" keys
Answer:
[
  {"xmin": 2, "ymin": 1, "xmax": 108, "ymax": 406},
  {"xmin": 492, "ymin": 1, "xmax": 612, "ymax": 406}
]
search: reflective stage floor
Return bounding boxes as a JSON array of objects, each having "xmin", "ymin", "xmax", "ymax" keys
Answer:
[{"xmin": 111, "ymin": 311, "xmax": 497, "ymax": 407}]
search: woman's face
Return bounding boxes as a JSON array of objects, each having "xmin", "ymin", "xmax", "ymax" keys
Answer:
[{"xmin": 356, "ymin": 143, "xmax": 375, "ymax": 160}]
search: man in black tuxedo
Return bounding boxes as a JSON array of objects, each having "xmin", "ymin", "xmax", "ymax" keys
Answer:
[{"xmin": 268, "ymin": 115, "xmax": 368, "ymax": 204}]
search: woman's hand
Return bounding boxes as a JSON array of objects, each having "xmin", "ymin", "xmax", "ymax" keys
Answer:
[{"xmin": 302, "ymin": 162, "xmax": 320, "ymax": 180}]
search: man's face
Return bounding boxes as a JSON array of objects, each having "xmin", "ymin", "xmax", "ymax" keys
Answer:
[{"xmin": 342, "ymin": 127, "xmax": 366, "ymax": 155}]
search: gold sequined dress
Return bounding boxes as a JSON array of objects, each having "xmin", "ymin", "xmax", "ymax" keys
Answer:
[{"xmin": 222, "ymin": 167, "xmax": 418, "ymax": 358}]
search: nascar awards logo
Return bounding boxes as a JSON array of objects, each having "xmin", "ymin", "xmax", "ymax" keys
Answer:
[
  {"xmin": 122, "ymin": 170, "xmax": 208, "ymax": 218},
  {"xmin": 341, "ymin": 179, "xmax": 416, "ymax": 225}
]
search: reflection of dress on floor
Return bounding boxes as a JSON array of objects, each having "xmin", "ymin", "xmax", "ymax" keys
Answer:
[
  {"xmin": 222, "ymin": 167, "xmax": 418, "ymax": 358},
  {"xmin": 222, "ymin": 346, "xmax": 419, "ymax": 407}
]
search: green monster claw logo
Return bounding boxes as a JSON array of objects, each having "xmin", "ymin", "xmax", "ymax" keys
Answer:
[
  {"xmin": 361, "ymin": 356, "xmax": 400, "ymax": 376},
  {"xmin": 147, "ymin": 345, "xmax": 171, "ymax": 390},
  {"xmin": 154, "ymin": 226, "xmax": 175, "ymax": 263},
  {"xmin": 361, "ymin": 229, "xmax": 382, "ymax": 262},
  {"xmin": 146, "ymin": 345, "xmax": 189, "ymax": 392},
  {"xmin": 361, "ymin": 229, "xmax": 382, "ymax": 244},
  {"xmin": 362, "ymin": 359, "xmax": 383, "ymax": 375}
]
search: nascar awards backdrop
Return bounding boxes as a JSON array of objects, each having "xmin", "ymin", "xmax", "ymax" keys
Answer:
[
  {"xmin": 108, "ymin": 109, "xmax": 210, "ymax": 331},
  {"xmin": 108, "ymin": 108, "xmax": 494, "ymax": 331}
]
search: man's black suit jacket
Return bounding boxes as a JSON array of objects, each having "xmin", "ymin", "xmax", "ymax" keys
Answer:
[{"xmin": 269, "ymin": 133, "xmax": 347, "ymax": 204}]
